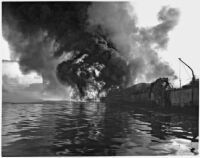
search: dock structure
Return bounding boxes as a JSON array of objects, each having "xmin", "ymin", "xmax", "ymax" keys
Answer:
[
  {"xmin": 104, "ymin": 78, "xmax": 199, "ymax": 108},
  {"xmin": 105, "ymin": 58, "xmax": 199, "ymax": 109}
]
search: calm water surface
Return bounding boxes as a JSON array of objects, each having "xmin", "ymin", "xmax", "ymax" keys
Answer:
[{"xmin": 2, "ymin": 101, "xmax": 199, "ymax": 156}]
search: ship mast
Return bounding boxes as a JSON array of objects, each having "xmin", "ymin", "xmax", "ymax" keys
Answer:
[{"xmin": 178, "ymin": 58, "xmax": 195, "ymax": 106}]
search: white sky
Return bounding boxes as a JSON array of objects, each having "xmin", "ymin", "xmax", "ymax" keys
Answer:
[
  {"xmin": 131, "ymin": 0, "xmax": 200, "ymax": 86},
  {"xmin": 1, "ymin": 0, "xmax": 200, "ymax": 87}
]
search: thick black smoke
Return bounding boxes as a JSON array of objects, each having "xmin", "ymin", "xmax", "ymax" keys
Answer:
[{"xmin": 2, "ymin": 2, "xmax": 179, "ymax": 98}]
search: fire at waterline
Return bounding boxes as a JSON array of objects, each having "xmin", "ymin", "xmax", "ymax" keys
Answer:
[{"xmin": 3, "ymin": 2, "xmax": 193, "ymax": 101}]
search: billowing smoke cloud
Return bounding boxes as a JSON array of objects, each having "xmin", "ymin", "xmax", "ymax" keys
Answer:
[
  {"xmin": 2, "ymin": 2, "xmax": 179, "ymax": 99},
  {"xmin": 88, "ymin": 2, "xmax": 179, "ymax": 86}
]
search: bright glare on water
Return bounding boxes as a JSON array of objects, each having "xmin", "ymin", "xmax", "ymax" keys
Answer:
[{"xmin": 2, "ymin": 101, "xmax": 199, "ymax": 156}]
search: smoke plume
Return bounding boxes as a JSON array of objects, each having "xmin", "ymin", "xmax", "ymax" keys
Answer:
[
  {"xmin": 88, "ymin": 3, "xmax": 179, "ymax": 86},
  {"xmin": 2, "ymin": 2, "xmax": 179, "ymax": 98}
]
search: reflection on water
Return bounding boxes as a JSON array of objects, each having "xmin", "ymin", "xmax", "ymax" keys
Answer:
[{"xmin": 2, "ymin": 102, "xmax": 199, "ymax": 156}]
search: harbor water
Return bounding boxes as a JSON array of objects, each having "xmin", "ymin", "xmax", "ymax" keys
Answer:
[{"xmin": 2, "ymin": 101, "xmax": 199, "ymax": 156}]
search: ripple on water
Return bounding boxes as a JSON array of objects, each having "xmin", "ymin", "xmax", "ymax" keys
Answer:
[{"xmin": 2, "ymin": 102, "xmax": 199, "ymax": 156}]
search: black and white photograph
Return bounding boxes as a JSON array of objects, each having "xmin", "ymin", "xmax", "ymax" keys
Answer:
[{"xmin": 1, "ymin": 0, "xmax": 199, "ymax": 156}]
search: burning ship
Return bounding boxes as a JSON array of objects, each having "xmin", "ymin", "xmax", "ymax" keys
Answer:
[{"xmin": 104, "ymin": 58, "xmax": 199, "ymax": 109}]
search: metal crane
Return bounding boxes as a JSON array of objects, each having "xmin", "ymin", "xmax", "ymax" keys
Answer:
[
  {"xmin": 178, "ymin": 58, "xmax": 195, "ymax": 83},
  {"xmin": 178, "ymin": 58, "xmax": 195, "ymax": 106}
]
